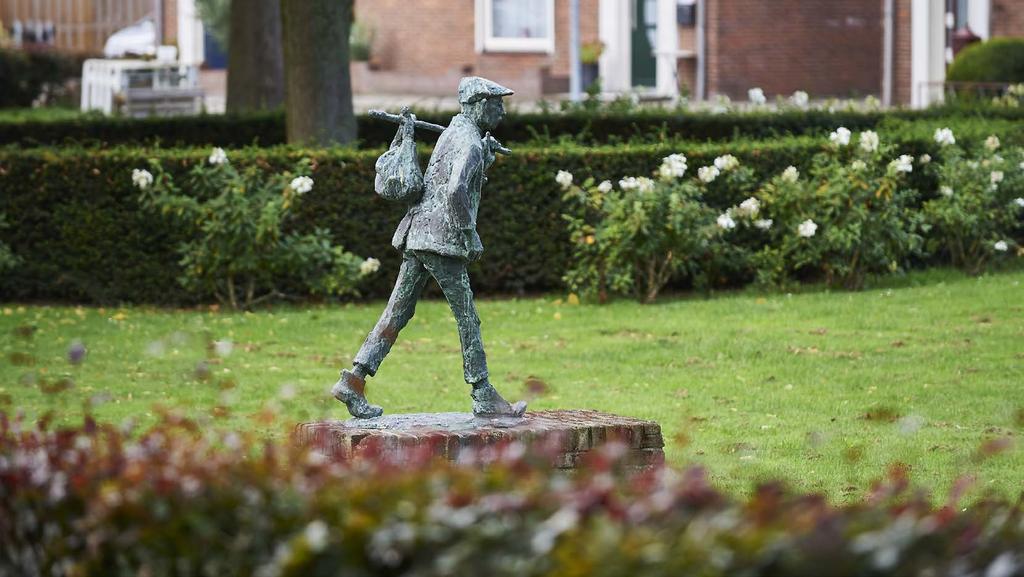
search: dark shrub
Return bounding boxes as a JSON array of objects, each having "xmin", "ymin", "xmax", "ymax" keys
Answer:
[
  {"xmin": 947, "ymin": 37, "xmax": 1024, "ymax": 83},
  {"xmin": 0, "ymin": 48, "xmax": 85, "ymax": 109}
]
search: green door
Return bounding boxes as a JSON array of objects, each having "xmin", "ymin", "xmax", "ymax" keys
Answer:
[{"xmin": 631, "ymin": 0, "xmax": 657, "ymax": 87}]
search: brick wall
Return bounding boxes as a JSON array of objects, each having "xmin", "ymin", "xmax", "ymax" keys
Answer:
[
  {"xmin": 353, "ymin": 0, "xmax": 598, "ymax": 98},
  {"xmin": 991, "ymin": 0, "xmax": 1024, "ymax": 38},
  {"xmin": 706, "ymin": 0, "xmax": 883, "ymax": 100},
  {"xmin": 162, "ymin": 0, "xmax": 178, "ymax": 45}
]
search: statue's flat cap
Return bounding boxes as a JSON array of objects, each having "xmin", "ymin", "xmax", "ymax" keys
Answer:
[{"xmin": 458, "ymin": 76, "xmax": 514, "ymax": 104}]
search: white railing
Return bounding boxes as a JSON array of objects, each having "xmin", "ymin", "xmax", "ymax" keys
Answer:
[{"xmin": 81, "ymin": 58, "xmax": 202, "ymax": 117}]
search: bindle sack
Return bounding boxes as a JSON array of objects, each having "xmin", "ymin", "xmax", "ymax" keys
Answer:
[{"xmin": 374, "ymin": 134, "xmax": 424, "ymax": 204}]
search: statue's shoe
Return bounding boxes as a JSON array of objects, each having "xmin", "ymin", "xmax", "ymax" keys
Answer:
[
  {"xmin": 331, "ymin": 369, "xmax": 383, "ymax": 419},
  {"xmin": 471, "ymin": 383, "xmax": 528, "ymax": 418}
]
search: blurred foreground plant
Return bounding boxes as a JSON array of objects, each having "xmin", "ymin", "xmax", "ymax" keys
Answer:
[{"xmin": 3, "ymin": 411, "xmax": 1022, "ymax": 577}]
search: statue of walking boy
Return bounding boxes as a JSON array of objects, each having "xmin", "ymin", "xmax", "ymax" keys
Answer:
[{"xmin": 331, "ymin": 77, "xmax": 527, "ymax": 419}]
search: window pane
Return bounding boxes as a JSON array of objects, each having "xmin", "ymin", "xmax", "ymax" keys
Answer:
[
  {"xmin": 492, "ymin": 0, "xmax": 549, "ymax": 39},
  {"xmin": 956, "ymin": 0, "xmax": 969, "ymax": 27}
]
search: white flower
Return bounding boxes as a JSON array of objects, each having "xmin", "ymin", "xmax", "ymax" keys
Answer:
[
  {"xmin": 555, "ymin": 170, "xmax": 574, "ymax": 189},
  {"xmin": 698, "ymin": 166, "xmax": 720, "ymax": 183},
  {"xmin": 208, "ymin": 147, "xmax": 228, "ymax": 165},
  {"xmin": 754, "ymin": 219, "xmax": 773, "ymax": 230},
  {"xmin": 1019, "ymin": 161, "xmax": 1024, "ymax": 171},
  {"xmin": 1014, "ymin": 198, "xmax": 1024, "ymax": 208},
  {"xmin": 635, "ymin": 177, "xmax": 655, "ymax": 193},
  {"xmin": 303, "ymin": 520, "xmax": 329, "ymax": 552},
  {"xmin": 131, "ymin": 168, "xmax": 154, "ymax": 189},
  {"xmin": 889, "ymin": 155, "xmax": 914, "ymax": 174},
  {"xmin": 716, "ymin": 213, "xmax": 736, "ymax": 230},
  {"xmin": 781, "ymin": 166, "xmax": 799, "ymax": 183},
  {"xmin": 985, "ymin": 135, "xmax": 1000, "ymax": 151},
  {"xmin": 620, "ymin": 176, "xmax": 655, "ymax": 192},
  {"xmin": 713, "ymin": 154, "xmax": 739, "ymax": 172},
  {"xmin": 737, "ymin": 197, "xmax": 760, "ymax": 218},
  {"xmin": 940, "ymin": 186, "xmax": 954, "ymax": 197},
  {"xmin": 359, "ymin": 257, "xmax": 381, "ymax": 276},
  {"xmin": 597, "ymin": 180, "xmax": 613, "ymax": 193},
  {"xmin": 829, "ymin": 127, "xmax": 852, "ymax": 147},
  {"xmin": 994, "ymin": 240, "xmax": 1009, "ymax": 252},
  {"xmin": 658, "ymin": 153, "xmax": 688, "ymax": 180},
  {"xmin": 798, "ymin": 219, "xmax": 818, "ymax": 238},
  {"xmin": 748, "ymin": 87, "xmax": 766, "ymax": 105},
  {"xmin": 934, "ymin": 127, "xmax": 956, "ymax": 146},
  {"xmin": 991, "ymin": 171, "xmax": 1004, "ymax": 185},
  {"xmin": 790, "ymin": 90, "xmax": 809, "ymax": 108},
  {"xmin": 289, "ymin": 176, "xmax": 314, "ymax": 195},
  {"xmin": 531, "ymin": 508, "xmax": 579, "ymax": 554},
  {"xmin": 918, "ymin": 154, "xmax": 931, "ymax": 165},
  {"xmin": 851, "ymin": 160, "xmax": 867, "ymax": 171},
  {"xmin": 181, "ymin": 476, "xmax": 201, "ymax": 497},
  {"xmin": 859, "ymin": 130, "xmax": 880, "ymax": 153}
]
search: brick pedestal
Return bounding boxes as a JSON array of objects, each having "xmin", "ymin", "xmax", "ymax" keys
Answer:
[{"xmin": 294, "ymin": 410, "xmax": 664, "ymax": 471}]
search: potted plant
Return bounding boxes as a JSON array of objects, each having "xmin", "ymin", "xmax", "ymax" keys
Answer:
[{"xmin": 579, "ymin": 41, "xmax": 603, "ymax": 90}]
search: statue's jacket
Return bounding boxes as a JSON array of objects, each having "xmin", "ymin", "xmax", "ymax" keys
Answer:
[{"xmin": 392, "ymin": 113, "xmax": 485, "ymax": 261}]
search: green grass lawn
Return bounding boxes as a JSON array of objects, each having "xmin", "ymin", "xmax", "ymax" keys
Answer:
[{"xmin": 2, "ymin": 268, "xmax": 1023, "ymax": 502}]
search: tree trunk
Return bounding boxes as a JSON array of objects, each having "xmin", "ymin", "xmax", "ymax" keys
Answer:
[
  {"xmin": 226, "ymin": 0, "xmax": 284, "ymax": 113},
  {"xmin": 280, "ymin": 0, "xmax": 357, "ymax": 145}
]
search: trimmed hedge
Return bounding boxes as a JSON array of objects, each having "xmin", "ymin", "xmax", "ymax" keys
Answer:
[
  {"xmin": 2, "ymin": 105, "xmax": 1023, "ymax": 148},
  {"xmin": 2, "ymin": 117, "xmax": 1019, "ymax": 304},
  {"xmin": 0, "ymin": 137, "xmax": 945, "ymax": 305},
  {"xmin": 3, "ymin": 413, "xmax": 1023, "ymax": 577}
]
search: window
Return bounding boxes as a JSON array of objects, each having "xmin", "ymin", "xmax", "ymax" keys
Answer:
[
  {"xmin": 478, "ymin": 0, "xmax": 555, "ymax": 53},
  {"xmin": 677, "ymin": 0, "xmax": 696, "ymax": 27}
]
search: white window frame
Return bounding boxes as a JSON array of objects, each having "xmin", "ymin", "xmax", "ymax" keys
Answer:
[{"xmin": 475, "ymin": 0, "xmax": 556, "ymax": 54}]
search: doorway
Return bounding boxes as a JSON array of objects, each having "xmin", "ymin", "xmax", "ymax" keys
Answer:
[{"xmin": 631, "ymin": 0, "xmax": 657, "ymax": 87}]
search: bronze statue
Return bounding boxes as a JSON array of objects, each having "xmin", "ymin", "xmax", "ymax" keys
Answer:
[{"xmin": 331, "ymin": 77, "xmax": 527, "ymax": 420}]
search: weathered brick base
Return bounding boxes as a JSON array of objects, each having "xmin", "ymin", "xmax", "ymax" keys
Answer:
[{"xmin": 294, "ymin": 410, "xmax": 664, "ymax": 471}]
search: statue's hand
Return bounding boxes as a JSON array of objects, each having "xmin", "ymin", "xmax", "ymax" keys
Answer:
[
  {"xmin": 400, "ymin": 106, "xmax": 416, "ymax": 139},
  {"xmin": 482, "ymin": 132, "xmax": 497, "ymax": 171}
]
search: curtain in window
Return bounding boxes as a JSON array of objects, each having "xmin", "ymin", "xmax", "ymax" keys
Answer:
[{"xmin": 492, "ymin": 0, "xmax": 549, "ymax": 39}]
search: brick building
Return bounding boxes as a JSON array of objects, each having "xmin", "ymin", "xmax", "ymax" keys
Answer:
[
  {"xmin": 353, "ymin": 0, "xmax": 1023, "ymax": 107},
  {"xmin": 1, "ymin": 0, "xmax": 204, "ymax": 64}
]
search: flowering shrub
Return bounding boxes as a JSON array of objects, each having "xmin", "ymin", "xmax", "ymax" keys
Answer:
[
  {"xmin": 560, "ymin": 155, "xmax": 725, "ymax": 303},
  {"xmin": 920, "ymin": 135, "xmax": 1024, "ymax": 274},
  {"xmin": 3, "ymin": 413, "xmax": 1024, "ymax": 577},
  {"xmin": 695, "ymin": 155, "xmax": 763, "ymax": 289},
  {"xmin": 992, "ymin": 83, "xmax": 1024, "ymax": 108},
  {"xmin": 752, "ymin": 130, "xmax": 922, "ymax": 289},
  {"xmin": 136, "ymin": 148, "xmax": 373, "ymax": 309}
]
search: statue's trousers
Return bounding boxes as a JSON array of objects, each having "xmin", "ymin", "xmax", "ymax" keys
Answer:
[{"xmin": 352, "ymin": 250, "xmax": 489, "ymax": 385}]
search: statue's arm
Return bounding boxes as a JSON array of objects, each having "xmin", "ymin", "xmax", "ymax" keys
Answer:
[
  {"xmin": 448, "ymin": 145, "xmax": 485, "ymax": 260},
  {"xmin": 448, "ymin": 145, "xmax": 484, "ymax": 231}
]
